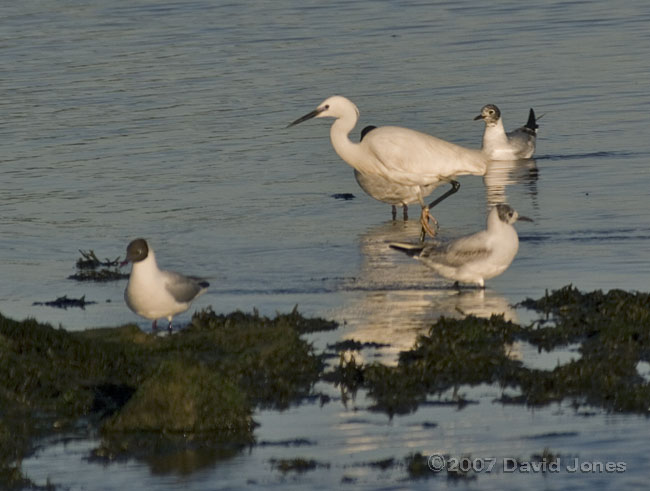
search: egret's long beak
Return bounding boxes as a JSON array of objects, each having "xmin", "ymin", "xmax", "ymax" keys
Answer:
[
  {"xmin": 473, "ymin": 114, "xmax": 484, "ymax": 121},
  {"xmin": 287, "ymin": 107, "xmax": 326, "ymax": 128},
  {"xmin": 517, "ymin": 215, "xmax": 534, "ymax": 222}
]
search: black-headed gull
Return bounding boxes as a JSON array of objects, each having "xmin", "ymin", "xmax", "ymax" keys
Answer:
[
  {"xmin": 475, "ymin": 104, "xmax": 538, "ymax": 160},
  {"xmin": 390, "ymin": 204, "xmax": 532, "ymax": 288},
  {"xmin": 122, "ymin": 238, "xmax": 209, "ymax": 331}
]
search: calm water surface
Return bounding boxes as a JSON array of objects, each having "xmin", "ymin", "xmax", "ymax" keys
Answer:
[{"xmin": 3, "ymin": 0, "xmax": 650, "ymax": 489}]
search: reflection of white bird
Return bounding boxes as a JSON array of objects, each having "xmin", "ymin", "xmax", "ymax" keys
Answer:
[
  {"xmin": 332, "ymin": 222, "xmax": 519, "ymax": 365},
  {"xmin": 122, "ymin": 238, "xmax": 209, "ymax": 331},
  {"xmin": 475, "ymin": 104, "xmax": 538, "ymax": 160},
  {"xmin": 289, "ymin": 96, "xmax": 488, "ymax": 238},
  {"xmin": 483, "ymin": 158, "xmax": 539, "ymax": 207},
  {"xmin": 390, "ymin": 204, "xmax": 532, "ymax": 288},
  {"xmin": 353, "ymin": 126, "xmax": 437, "ymax": 221}
]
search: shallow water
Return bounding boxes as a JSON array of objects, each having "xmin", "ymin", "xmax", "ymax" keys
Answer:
[{"xmin": 4, "ymin": 0, "xmax": 650, "ymax": 489}]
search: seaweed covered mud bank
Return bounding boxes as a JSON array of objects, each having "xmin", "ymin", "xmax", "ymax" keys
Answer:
[
  {"xmin": 330, "ymin": 286, "xmax": 650, "ymax": 416},
  {"xmin": 2, "ymin": 286, "xmax": 650, "ymax": 488},
  {"xmin": 0, "ymin": 307, "xmax": 336, "ymax": 488}
]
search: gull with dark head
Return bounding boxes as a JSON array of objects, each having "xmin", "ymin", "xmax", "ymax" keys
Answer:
[
  {"xmin": 390, "ymin": 204, "xmax": 532, "ymax": 288},
  {"xmin": 122, "ymin": 238, "xmax": 209, "ymax": 331},
  {"xmin": 289, "ymin": 96, "xmax": 489, "ymax": 240},
  {"xmin": 475, "ymin": 104, "xmax": 538, "ymax": 160}
]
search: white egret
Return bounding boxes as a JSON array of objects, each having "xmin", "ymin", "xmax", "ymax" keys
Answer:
[
  {"xmin": 288, "ymin": 95, "xmax": 489, "ymax": 239},
  {"xmin": 353, "ymin": 125, "xmax": 438, "ymax": 221}
]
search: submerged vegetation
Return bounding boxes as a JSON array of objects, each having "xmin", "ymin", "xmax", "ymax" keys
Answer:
[{"xmin": 1, "ymin": 285, "xmax": 650, "ymax": 487}]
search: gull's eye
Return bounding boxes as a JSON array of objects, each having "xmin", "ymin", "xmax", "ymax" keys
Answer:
[{"xmin": 488, "ymin": 109, "xmax": 495, "ymax": 115}]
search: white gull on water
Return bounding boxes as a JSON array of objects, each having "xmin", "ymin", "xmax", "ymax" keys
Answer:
[
  {"xmin": 390, "ymin": 204, "xmax": 532, "ymax": 288},
  {"xmin": 475, "ymin": 104, "xmax": 539, "ymax": 160}
]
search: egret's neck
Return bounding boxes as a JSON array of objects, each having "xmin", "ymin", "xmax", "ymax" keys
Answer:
[{"xmin": 329, "ymin": 117, "xmax": 375, "ymax": 175}]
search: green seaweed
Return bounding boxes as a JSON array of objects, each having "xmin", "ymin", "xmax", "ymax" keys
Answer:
[
  {"xmin": 75, "ymin": 250, "xmax": 121, "ymax": 270},
  {"xmin": 404, "ymin": 452, "xmax": 434, "ymax": 479},
  {"xmin": 0, "ymin": 307, "xmax": 335, "ymax": 488},
  {"xmin": 337, "ymin": 286, "xmax": 650, "ymax": 416},
  {"xmin": 269, "ymin": 457, "xmax": 330, "ymax": 474},
  {"xmin": 67, "ymin": 269, "xmax": 129, "ymax": 282},
  {"xmin": 32, "ymin": 295, "xmax": 97, "ymax": 310},
  {"xmin": 3, "ymin": 285, "xmax": 650, "ymax": 487},
  {"xmin": 104, "ymin": 359, "xmax": 253, "ymax": 437}
]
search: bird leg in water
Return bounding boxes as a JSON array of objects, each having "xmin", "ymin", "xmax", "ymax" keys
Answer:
[
  {"xmin": 152, "ymin": 319, "xmax": 158, "ymax": 331},
  {"xmin": 419, "ymin": 208, "xmax": 439, "ymax": 240},
  {"xmin": 391, "ymin": 205, "xmax": 397, "ymax": 221},
  {"xmin": 419, "ymin": 180, "xmax": 461, "ymax": 241},
  {"xmin": 403, "ymin": 205, "xmax": 408, "ymax": 221}
]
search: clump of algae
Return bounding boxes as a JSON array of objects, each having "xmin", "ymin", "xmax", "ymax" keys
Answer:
[
  {"xmin": 329, "ymin": 285, "xmax": 650, "ymax": 416},
  {"xmin": 0, "ymin": 306, "xmax": 334, "ymax": 487},
  {"xmin": 104, "ymin": 359, "xmax": 250, "ymax": 435}
]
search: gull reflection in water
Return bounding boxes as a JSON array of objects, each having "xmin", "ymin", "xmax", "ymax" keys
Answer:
[
  {"xmin": 484, "ymin": 158, "xmax": 539, "ymax": 207},
  {"xmin": 333, "ymin": 221, "xmax": 519, "ymax": 365}
]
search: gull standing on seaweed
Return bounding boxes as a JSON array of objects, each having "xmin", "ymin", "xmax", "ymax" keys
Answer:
[
  {"xmin": 475, "ymin": 104, "xmax": 539, "ymax": 160},
  {"xmin": 288, "ymin": 96, "xmax": 489, "ymax": 240},
  {"xmin": 122, "ymin": 238, "xmax": 209, "ymax": 331},
  {"xmin": 389, "ymin": 204, "xmax": 532, "ymax": 288}
]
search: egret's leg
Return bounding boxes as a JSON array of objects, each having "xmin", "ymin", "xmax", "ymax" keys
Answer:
[
  {"xmin": 419, "ymin": 207, "xmax": 439, "ymax": 241},
  {"xmin": 391, "ymin": 205, "xmax": 397, "ymax": 221},
  {"xmin": 152, "ymin": 319, "xmax": 158, "ymax": 331},
  {"xmin": 419, "ymin": 180, "xmax": 461, "ymax": 241},
  {"xmin": 427, "ymin": 180, "xmax": 460, "ymax": 211},
  {"xmin": 418, "ymin": 192, "xmax": 438, "ymax": 241},
  {"xmin": 403, "ymin": 205, "xmax": 408, "ymax": 221}
]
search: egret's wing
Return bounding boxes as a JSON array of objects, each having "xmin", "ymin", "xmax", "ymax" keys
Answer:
[
  {"xmin": 354, "ymin": 170, "xmax": 426, "ymax": 205},
  {"xmin": 163, "ymin": 271, "xmax": 208, "ymax": 303},
  {"xmin": 364, "ymin": 126, "xmax": 487, "ymax": 186}
]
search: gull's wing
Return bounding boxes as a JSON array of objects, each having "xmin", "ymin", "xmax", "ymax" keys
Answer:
[
  {"xmin": 506, "ymin": 108, "xmax": 537, "ymax": 158},
  {"xmin": 163, "ymin": 271, "xmax": 209, "ymax": 304},
  {"xmin": 506, "ymin": 127, "xmax": 536, "ymax": 157},
  {"xmin": 418, "ymin": 231, "xmax": 492, "ymax": 267}
]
